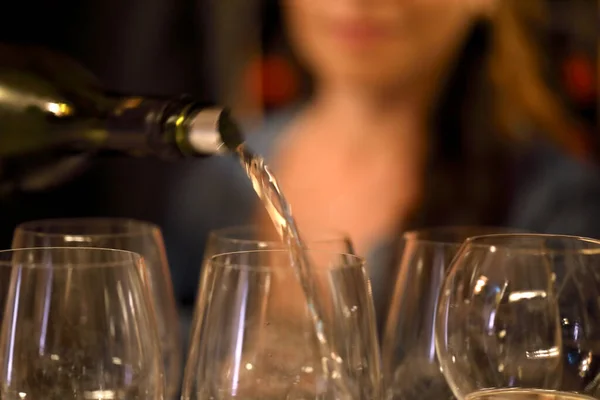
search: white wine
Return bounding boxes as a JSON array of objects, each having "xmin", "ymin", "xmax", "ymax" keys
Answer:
[
  {"xmin": 236, "ymin": 145, "xmax": 361, "ymax": 399},
  {"xmin": 466, "ymin": 388, "xmax": 596, "ymax": 400}
]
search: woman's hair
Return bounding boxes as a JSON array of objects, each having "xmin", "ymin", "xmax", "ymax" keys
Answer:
[
  {"xmin": 487, "ymin": 0, "xmax": 586, "ymax": 156},
  {"xmin": 420, "ymin": 0, "xmax": 592, "ymax": 227},
  {"xmin": 259, "ymin": 0, "xmax": 588, "ymax": 227}
]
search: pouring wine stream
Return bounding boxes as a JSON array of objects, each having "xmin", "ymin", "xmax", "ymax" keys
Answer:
[{"xmin": 219, "ymin": 111, "xmax": 357, "ymax": 398}]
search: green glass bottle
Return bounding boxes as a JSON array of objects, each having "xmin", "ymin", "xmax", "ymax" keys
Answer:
[{"xmin": 0, "ymin": 43, "xmax": 243, "ymax": 193}]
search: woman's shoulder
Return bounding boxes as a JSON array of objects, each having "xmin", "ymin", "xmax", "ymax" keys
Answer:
[
  {"xmin": 507, "ymin": 140, "xmax": 600, "ymax": 238},
  {"xmin": 514, "ymin": 140, "xmax": 599, "ymax": 192}
]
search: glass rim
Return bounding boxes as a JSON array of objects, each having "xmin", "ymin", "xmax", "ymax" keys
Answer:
[
  {"xmin": 0, "ymin": 247, "xmax": 143, "ymax": 269},
  {"xmin": 465, "ymin": 388, "xmax": 589, "ymax": 398},
  {"xmin": 402, "ymin": 226, "xmax": 526, "ymax": 247},
  {"xmin": 208, "ymin": 224, "xmax": 351, "ymax": 246},
  {"xmin": 463, "ymin": 233, "xmax": 600, "ymax": 255},
  {"xmin": 14, "ymin": 217, "xmax": 160, "ymax": 239},
  {"xmin": 208, "ymin": 249, "xmax": 365, "ymax": 272}
]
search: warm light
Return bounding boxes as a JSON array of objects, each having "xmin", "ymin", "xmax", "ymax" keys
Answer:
[
  {"xmin": 45, "ymin": 102, "xmax": 73, "ymax": 117},
  {"xmin": 580, "ymin": 352, "xmax": 592, "ymax": 375},
  {"xmin": 474, "ymin": 276, "xmax": 488, "ymax": 294},
  {"xmin": 301, "ymin": 365, "xmax": 314, "ymax": 373},
  {"xmin": 508, "ymin": 290, "xmax": 547, "ymax": 302},
  {"xmin": 84, "ymin": 390, "xmax": 116, "ymax": 399},
  {"xmin": 64, "ymin": 235, "xmax": 92, "ymax": 243},
  {"xmin": 526, "ymin": 346, "xmax": 560, "ymax": 359}
]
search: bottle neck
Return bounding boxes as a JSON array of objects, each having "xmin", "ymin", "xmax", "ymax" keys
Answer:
[{"xmin": 103, "ymin": 96, "xmax": 206, "ymax": 159}]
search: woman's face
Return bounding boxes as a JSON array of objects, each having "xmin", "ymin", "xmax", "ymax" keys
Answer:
[{"xmin": 283, "ymin": 0, "xmax": 485, "ymax": 91}]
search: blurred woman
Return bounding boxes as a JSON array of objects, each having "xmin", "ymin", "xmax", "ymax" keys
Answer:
[{"xmin": 166, "ymin": 0, "xmax": 600, "ymax": 315}]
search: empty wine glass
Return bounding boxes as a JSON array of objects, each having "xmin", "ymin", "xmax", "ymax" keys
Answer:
[
  {"xmin": 435, "ymin": 234, "xmax": 600, "ymax": 400},
  {"xmin": 382, "ymin": 227, "xmax": 522, "ymax": 400},
  {"xmin": 0, "ymin": 247, "xmax": 164, "ymax": 400},
  {"xmin": 182, "ymin": 224, "xmax": 356, "ymax": 390},
  {"xmin": 181, "ymin": 249, "xmax": 381, "ymax": 400},
  {"xmin": 13, "ymin": 218, "xmax": 181, "ymax": 399}
]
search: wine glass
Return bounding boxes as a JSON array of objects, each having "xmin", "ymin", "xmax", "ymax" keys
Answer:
[
  {"xmin": 382, "ymin": 227, "xmax": 523, "ymax": 400},
  {"xmin": 181, "ymin": 249, "xmax": 381, "ymax": 400},
  {"xmin": 435, "ymin": 234, "xmax": 600, "ymax": 400},
  {"xmin": 0, "ymin": 247, "xmax": 164, "ymax": 400},
  {"xmin": 464, "ymin": 388, "xmax": 596, "ymax": 399},
  {"xmin": 13, "ymin": 218, "xmax": 181, "ymax": 399},
  {"xmin": 182, "ymin": 225, "xmax": 355, "ymax": 383}
]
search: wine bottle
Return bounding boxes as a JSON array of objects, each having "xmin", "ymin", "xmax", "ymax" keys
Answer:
[{"xmin": 0, "ymin": 43, "xmax": 244, "ymax": 193}]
